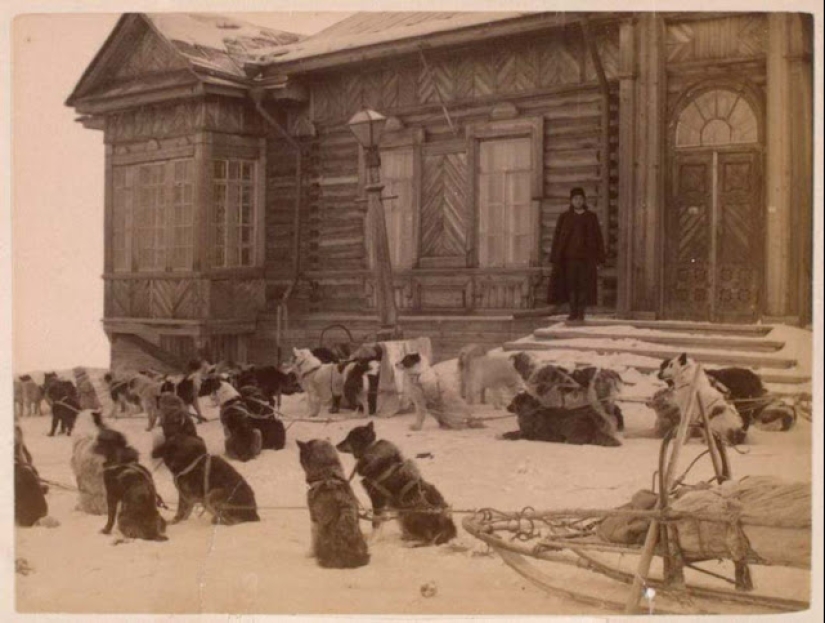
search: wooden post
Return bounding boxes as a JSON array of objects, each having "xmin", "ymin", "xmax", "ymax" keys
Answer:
[
  {"xmin": 616, "ymin": 18, "xmax": 636, "ymax": 315},
  {"xmin": 625, "ymin": 364, "xmax": 703, "ymax": 613},
  {"xmin": 365, "ymin": 152, "xmax": 399, "ymax": 337},
  {"xmin": 765, "ymin": 14, "xmax": 791, "ymax": 316}
]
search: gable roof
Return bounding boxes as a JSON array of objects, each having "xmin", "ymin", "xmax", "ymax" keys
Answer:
[{"xmin": 66, "ymin": 13, "xmax": 303, "ymax": 108}]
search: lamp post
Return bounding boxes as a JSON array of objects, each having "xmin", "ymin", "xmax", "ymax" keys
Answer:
[{"xmin": 347, "ymin": 109, "xmax": 400, "ymax": 339}]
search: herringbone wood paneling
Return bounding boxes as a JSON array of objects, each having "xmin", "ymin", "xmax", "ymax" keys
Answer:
[{"xmin": 421, "ymin": 153, "xmax": 468, "ymax": 258}]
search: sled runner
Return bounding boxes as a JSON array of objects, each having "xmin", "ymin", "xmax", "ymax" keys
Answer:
[{"xmin": 463, "ymin": 363, "xmax": 811, "ymax": 614}]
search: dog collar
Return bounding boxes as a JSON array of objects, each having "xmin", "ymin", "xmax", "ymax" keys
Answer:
[{"xmin": 299, "ymin": 364, "xmax": 322, "ymax": 379}]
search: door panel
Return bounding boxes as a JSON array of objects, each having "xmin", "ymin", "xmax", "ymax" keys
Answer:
[
  {"xmin": 715, "ymin": 152, "xmax": 761, "ymax": 322},
  {"xmin": 665, "ymin": 153, "xmax": 713, "ymax": 320}
]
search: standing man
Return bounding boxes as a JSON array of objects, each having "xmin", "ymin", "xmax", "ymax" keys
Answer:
[{"xmin": 548, "ymin": 187, "xmax": 606, "ymax": 323}]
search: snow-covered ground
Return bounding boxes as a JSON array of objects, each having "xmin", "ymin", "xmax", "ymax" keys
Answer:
[{"xmin": 13, "ymin": 351, "xmax": 815, "ymax": 616}]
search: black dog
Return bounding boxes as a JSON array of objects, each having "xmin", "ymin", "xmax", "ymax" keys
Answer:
[
  {"xmin": 43, "ymin": 372, "xmax": 80, "ymax": 436},
  {"xmin": 503, "ymin": 392, "xmax": 622, "ymax": 446},
  {"xmin": 235, "ymin": 365, "xmax": 303, "ymax": 405},
  {"xmin": 151, "ymin": 434, "xmax": 260, "ymax": 525},
  {"xmin": 200, "ymin": 377, "xmax": 262, "ymax": 462},
  {"xmin": 91, "ymin": 412, "xmax": 168, "ymax": 541},
  {"xmin": 14, "ymin": 425, "xmax": 48, "ymax": 527},
  {"xmin": 239, "ymin": 385, "xmax": 286, "ymax": 450},
  {"xmin": 336, "ymin": 422, "xmax": 457, "ymax": 546},
  {"xmin": 705, "ymin": 367, "xmax": 795, "ymax": 431}
]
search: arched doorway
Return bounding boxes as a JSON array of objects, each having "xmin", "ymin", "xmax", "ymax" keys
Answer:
[{"xmin": 665, "ymin": 86, "xmax": 763, "ymax": 323}]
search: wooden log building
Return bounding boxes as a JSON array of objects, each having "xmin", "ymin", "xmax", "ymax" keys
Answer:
[{"xmin": 65, "ymin": 12, "xmax": 814, "ymax": 369}]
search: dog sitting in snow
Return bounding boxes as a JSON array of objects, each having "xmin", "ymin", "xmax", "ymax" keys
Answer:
[
  {"xmin": 290, "ymin": 348, "xmax": 345, "ymax": 417},
  {"xmin": 457, "ymin": 344, "xmax": 524, "ymax": 408},
  {"xmin": 297, "ymin": 439, "xmax": 370, "ymax": 568},
  {"xmin": 157, "ymin": 393, "xmax": 199, "ymax": 440},
  {"xmin": 91, "ymin": 412, "xmax": 168, "ymax": 541},
  {"xmin": 394, "ymin": 353, "xmax": 484, "ymax": 431},
  {"xmin": 200, "ymin": 376, "xmax": 262, "ymax": 462},
  {"xmin": 151, "ymin": 433, "xmax": 260, "ymax": 525},
  {"xmin": 336, "ymin": 422, "xmax": 457, "ymax": 546},
  {"xmin": 71, "ymin": 431, "xmax": 108, "ymax": 515},
  {"xmin": 15, "ymin": 424, "xmax": 49, "ymax": 527},
  {"xmin": 237, "ymin": 385, "xmax": 286, "ymax": 451},
  {"xmin": 654, "ymin": 353, "xmax": 746, "ymax": 445}
]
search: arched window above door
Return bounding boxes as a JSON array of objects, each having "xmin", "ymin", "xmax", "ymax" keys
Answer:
[{"xmin": 675, "ymin": 89, "xmax": 758, "ymax": 148}]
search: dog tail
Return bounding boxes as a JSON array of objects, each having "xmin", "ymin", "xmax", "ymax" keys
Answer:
[{"xmin": 91, "ymin": 410, "xmax": 105, "ymax": 430}]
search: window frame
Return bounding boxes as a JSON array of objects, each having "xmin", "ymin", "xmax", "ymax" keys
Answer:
[
  {"xmin": 110, "ymin": 157, "xmax": 195, "ymax": 273},
  {"xmin": 359, "ymin": 124, "xmax": 424, "ymax": 272},
  {"xmin": 466, "ymin": 116, "xmax": 544, "ymax": 269}
]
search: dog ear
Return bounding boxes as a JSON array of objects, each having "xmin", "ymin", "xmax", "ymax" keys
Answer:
[
  {"xmin": 296, "ymin": 440, "xmax": 306, "ymax": 451},
  {"xmin": 678, "ymin": 353, "xmax": 688, "ymax": 366},
  {"xmin": 366, "ymin": 421, "xmax": 374, "ymax": 432}
]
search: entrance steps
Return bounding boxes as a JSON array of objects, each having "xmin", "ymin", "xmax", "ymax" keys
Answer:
[{"xmin": 501, "ymin": 316, "xmax": 812, "ymax": 388}]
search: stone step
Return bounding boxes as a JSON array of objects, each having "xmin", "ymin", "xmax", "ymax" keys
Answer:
[
  {"xmin": 512, "ymin": 310, "xmax": 775, "ymax": 337},
  {"xmin": 498, "ymin": 344, "xmax": 809, "ymax": 385},
  {"xmin": 532, "ymin": 328, "xmax": 785, "ymax": 352},
  {"xmin": 502, "ymin": 340, "xmax": 798, "ymax": 370}
]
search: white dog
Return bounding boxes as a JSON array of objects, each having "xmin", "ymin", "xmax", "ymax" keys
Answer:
[
  {"xmin": 656, "ymin": 353, "xmax": 746, "ymax": 445},
  {"xmin": 457, "ymin": 344, "xmax": 524, "ymax": 408},
  {"xmin": 291, "ymin": 348, "xmax": 344, "ymax": 417},
  {"xmin": 394, "ymin": 353, "xmax": 484, "ymax": 431}
]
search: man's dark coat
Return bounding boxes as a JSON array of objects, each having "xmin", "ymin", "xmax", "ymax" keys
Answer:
[{"xmin": 547, "ymin": 206, "xmax": 606, "ymax": 305}]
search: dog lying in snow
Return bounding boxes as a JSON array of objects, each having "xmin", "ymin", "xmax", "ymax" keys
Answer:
[
  {"xmin": 394, "ymin": 353, "xmax": 484, "ymax": 431},
  {"xmin": 503, "ymin": 392, "xmax": 622, "ymax": 446},
  {"xmin": 704, "ymin": 367, "xmax": 796, "ymax": 432},
  {"xmin": 510, "ymin": 352, "xmax": 625, "ymax": 432},
  {"xmin": 457, "ymin": 344, "xmax": 524, "ymax": 408},
  {"xmin": 297, "ymin": 439, "xmax": 370, "ymax": 568},
  {"xmin": 336, "ymin": 422, "xmax": 457, "ymax": 546},
  {"xmin": 651, "ymin": 353, "xmax": 746, "ymax": 445}
]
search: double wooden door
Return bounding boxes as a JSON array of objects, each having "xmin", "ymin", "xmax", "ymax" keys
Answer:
[{"xmin": 665, "ymin": 150, "xmax": 763, "ymax": 322}]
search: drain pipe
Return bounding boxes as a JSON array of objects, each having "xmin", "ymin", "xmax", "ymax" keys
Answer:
[
  {"xmin": 582, "ymin": 17, "xmax": 613, "ymax": 304},
  {"xmin": 249, "ymin": 86, "xmax": 304, "ymax": 365}
]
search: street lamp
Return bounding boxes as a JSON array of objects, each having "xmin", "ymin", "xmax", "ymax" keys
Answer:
[{"xmin": 347, "ymin": 109, "xmax": 400, "ymax": 338}]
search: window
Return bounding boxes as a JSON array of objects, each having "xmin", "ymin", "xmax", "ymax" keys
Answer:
[
  {"xmin": 676, "ymin": 89, "xmax": 759, "ymax": 148},
  {"xmin": 112, "ymin": 159, "xmax": 194, "ymax": 272},
  {"xmin": 379, "ymin": 149, "xmax": 416, "ymax": 270},
  {"xmin": 212, "ymin": 159, "xmax": 256, "ymax": 268},
  {"xmin": 477, "ymin": 137, "xmax": 534, "ymax": 267},
  {"xmin": 112, "ymin": 167, "xmax": 134, "ymax": 272}
]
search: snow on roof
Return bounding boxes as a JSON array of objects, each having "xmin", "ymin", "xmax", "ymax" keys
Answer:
[
  {"xmin": 256, "ymin": 11, "xmax": 533, "ymax": 65},
  {"xmin": 146, "ymin": 13, "xmax": 304, "ymax": 77}
]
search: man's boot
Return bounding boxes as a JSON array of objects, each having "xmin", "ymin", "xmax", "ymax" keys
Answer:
[{"xmin": 329, "ymin": 395, "xmax": 342, "ymax": 414}]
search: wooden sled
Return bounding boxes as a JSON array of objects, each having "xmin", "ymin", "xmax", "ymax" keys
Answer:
[{"xmin": 463, "ymin": 364, "xmax": 811, "ymax": 614}]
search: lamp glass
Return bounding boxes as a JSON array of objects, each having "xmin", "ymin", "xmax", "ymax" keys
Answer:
[{"xmin": 347, "ymin": 109, "xmax": 387, "ymax": 148}]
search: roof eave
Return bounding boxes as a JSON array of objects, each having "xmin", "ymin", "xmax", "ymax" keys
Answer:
[{"xmin": 261, "ymin": 11, "xmax": 619, "ymax": 78}]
